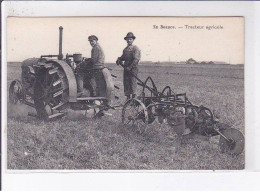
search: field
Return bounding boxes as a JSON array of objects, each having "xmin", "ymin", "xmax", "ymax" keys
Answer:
[{"xmin": 6, "ymin": 62, "xmax": 244, "ymax": 170}]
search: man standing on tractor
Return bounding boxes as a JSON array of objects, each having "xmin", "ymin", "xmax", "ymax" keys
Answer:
[
  {"xmin": 77, "ymin": 35, "xmax": 105, "ymax": 97},
  {"xmin": 116, "ymin": 32, "xmax": 141, "ymax": 100}
]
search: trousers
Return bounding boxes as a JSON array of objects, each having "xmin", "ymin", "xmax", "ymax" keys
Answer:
[
  {"xmin": 77, "ymin": 73, "xmax": 87, "ymax": 96},
  {"xmin": 77, "ymin": 69, "xmax": 103, "ymax": 97},
  {"xmin": 123, "ymin": 67, "xmax": 138, "ymax": 96}
]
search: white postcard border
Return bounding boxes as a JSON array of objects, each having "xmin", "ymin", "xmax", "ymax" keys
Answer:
[{"xmin": 1, "ymin": 0, "xmax": 260, "ymax": 190}]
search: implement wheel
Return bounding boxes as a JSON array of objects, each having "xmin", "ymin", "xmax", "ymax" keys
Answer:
[
  {"xmin": 122, "ymin": 98, "xmax": 149, "ymax": 133},
  {"xmin": 9, "ymin": 80, "xmax": 24, "ymax": 104},
  {"xmin": 33, "ymin": 63, "xmax": 69, "ymax": 120},
  {"xmin": 219, "ymin": 128, "xmax": 245, "ymax": 155}
]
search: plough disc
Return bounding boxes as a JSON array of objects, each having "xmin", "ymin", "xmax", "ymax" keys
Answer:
[
  {"xmin": 167, "ymin": 110, "xmax": 186, "ymax": 136},
  {"xmin": 146, "ymin": 102, "xmax": 156, "ymax": 124},
  {"xmin": 219, "ymin": 128, "xmax": 245, "ymax": 155}
]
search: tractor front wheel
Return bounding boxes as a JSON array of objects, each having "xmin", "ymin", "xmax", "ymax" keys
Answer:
[{"xmin": 9, "ymin": 80, "xmax": 24, "ymax": 104}]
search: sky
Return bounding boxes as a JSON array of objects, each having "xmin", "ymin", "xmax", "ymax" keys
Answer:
[{"xmin": 7, "ymin": 17, "xmax": 244, "ymax": 64}]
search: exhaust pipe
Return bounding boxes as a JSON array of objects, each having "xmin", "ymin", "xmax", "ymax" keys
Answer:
[{"xmin": 58, "ymin": 26, "xmax": 63, "ymax": 60}]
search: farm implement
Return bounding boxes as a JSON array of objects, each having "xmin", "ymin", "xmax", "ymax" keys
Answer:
[
  {"xmin": 118, "ymin": 61, "xmax": 245, "ymax": 156},
  {"xmin": 9, "ymin": 26, "xmax": 244, "ymax": 155}
]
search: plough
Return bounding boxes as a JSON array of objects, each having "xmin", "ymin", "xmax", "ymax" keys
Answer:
[{"xmin": 118, "ymin": 62, "xmax": 245, "ymax": 155}]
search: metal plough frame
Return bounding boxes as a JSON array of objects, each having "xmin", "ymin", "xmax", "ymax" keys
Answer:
[{"xmin": 118, "ymin": 63, "xmax": 244, "ymax": 155}]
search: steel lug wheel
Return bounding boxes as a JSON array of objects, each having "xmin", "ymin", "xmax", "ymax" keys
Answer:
[{"xmin": 33, "ymin": 63, "xmax": 69, "ymax": 120}]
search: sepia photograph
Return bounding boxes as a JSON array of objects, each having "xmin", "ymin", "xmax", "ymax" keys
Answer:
[{"xmin": 6, "ymin": 16, "xmax": 245, "ymax": 170}]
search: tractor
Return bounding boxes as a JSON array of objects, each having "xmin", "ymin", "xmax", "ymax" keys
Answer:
[{"xmin": 9, "ymin": 26, "xmax": 115, "ymax": 120}]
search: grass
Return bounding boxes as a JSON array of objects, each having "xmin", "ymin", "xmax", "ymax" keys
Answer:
[{"xmin": 7, "ymin": 62, "xmax": 244, "ymax": 170}]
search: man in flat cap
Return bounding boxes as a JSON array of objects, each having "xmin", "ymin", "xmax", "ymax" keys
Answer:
[
  {"xmin": 116, "ymin": 32, "xmax": 141, "ymax": 100},
  {"xmin": 77, "ymin": 35, "xmax": 105, "ymax": 97}
]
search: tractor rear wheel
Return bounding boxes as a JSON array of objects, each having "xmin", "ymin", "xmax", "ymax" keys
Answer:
[{"xmin": 33, "ymin": 63, "xmax": 69, "ymax": 120}]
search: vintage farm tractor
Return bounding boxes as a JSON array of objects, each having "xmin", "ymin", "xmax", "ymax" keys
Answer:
[
  {"xmin": 9, "ymin": 26, "xmax": 115, "ymax": 120},
  {"xmin": 9, "ymin": 26, "xmax": 245, "ymax": 155}
]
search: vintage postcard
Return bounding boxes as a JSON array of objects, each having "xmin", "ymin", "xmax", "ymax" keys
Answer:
[{"xmin": 6, "ymin": 16, "xmax": 244, "ymax": 170}]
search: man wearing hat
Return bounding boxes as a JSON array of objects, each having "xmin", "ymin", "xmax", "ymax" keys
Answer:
[
  {"xmin": 77, "ymin": 35, "xmax": 105, "ymax": 97},
  {"xmin": 116, "ymin": 32, "xmax": 141, "ymax": 100}
]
